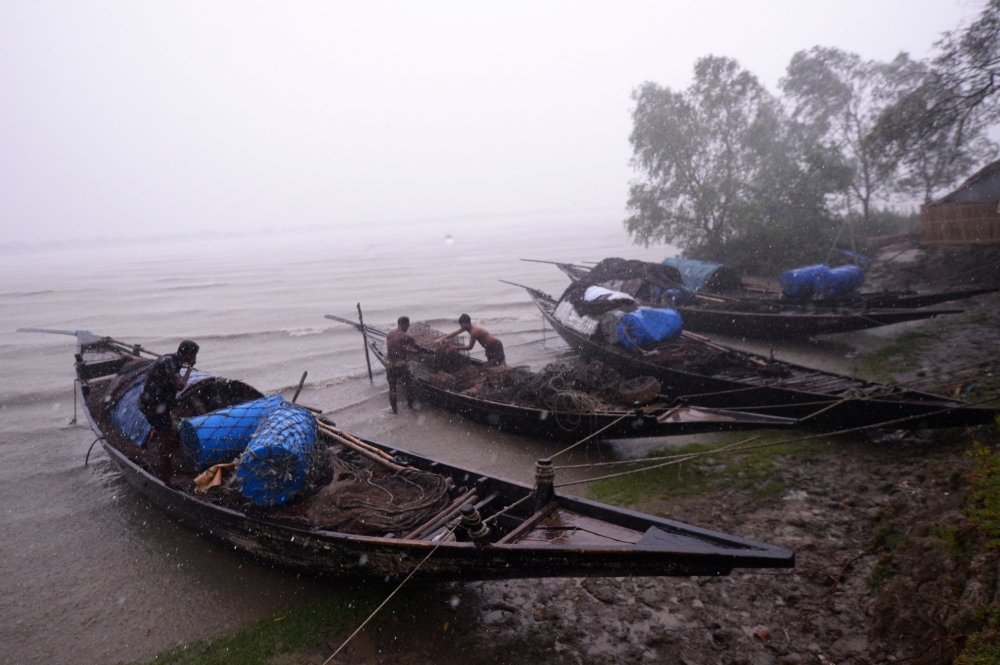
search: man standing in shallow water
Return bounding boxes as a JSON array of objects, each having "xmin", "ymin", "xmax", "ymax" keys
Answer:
[
  {"xmin": 385, "ymin": 316, "xmax": 426, "ymax": 414},
  {"xmin": 437, "ymin": 313, "xmax": 506, "ymax": 366}
]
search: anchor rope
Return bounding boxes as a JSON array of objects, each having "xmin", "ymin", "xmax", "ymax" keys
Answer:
[{"xmin": 552, "ymin": 395, "xmax": 999, "ymax": 489}]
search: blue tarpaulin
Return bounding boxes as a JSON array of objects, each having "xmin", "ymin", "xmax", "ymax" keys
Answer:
[
  {"xmin": 234, "ymin": 402, "xmax": 317, "ymax": 506},
  {"xmin": 110, "ymin": 382, "xmax": 153, "ymax": 447},
  {"xmin": 780, "ymin": 264, "xmax": 865, "ymax": 298},
  {"xmin": 617, "ymin": 307, "xmax": 684, "ymax": 349},
  {"xmin": 661, "ymin": 258, "xmax": 740, "ymax": 292},
  {"xmin": 818, "ymin": 264, "xmax": 865, "ymax": 297}
]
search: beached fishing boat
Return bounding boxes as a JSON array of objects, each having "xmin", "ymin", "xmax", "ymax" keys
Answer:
[
  {"xmin": 42, "ymin": 330, "xmax": 794, "ymax": 580},
  {"xmin": 326, "ymin": 316, "xmax": 796, "ymax": 442},
  {"xmin": 534, "ymin": 258, "xmax": 983, "ymax": 340},
  {"xmin": 512, "ymin": 286, "xmax": 997, "ymax": 431}
]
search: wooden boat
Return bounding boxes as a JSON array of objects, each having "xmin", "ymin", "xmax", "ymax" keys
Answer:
[
  {"xmin": 49, "ymin": 330, "xmax": 794, "ymax": 580},
  {"xmin": 513, "ymin": 286, "xmax": 998, "ymax": 431},
  {"xmin": 537, "ymin": 259, "xmax": 980, "ymax": 340},
  {"xmin": 326, "ymin": 316, "xmax": 797, "ymax": 442}
]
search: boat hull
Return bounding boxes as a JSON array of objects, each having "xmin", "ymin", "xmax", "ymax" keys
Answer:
[
  {"xmin": 72, "ymin": 335, "xmax": 793, "ymax": 581},
  {"xmin": 524, "ymin": 288, "xmax": 996, "ymax": 431}
]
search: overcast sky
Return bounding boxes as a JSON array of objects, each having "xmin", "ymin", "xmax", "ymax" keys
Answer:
[{"xmin": 0, "ymin": 1, "xmax": 983, "ymax": 245}]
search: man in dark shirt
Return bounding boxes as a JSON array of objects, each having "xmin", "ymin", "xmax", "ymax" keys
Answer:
[
  {"xmin": 139, "ymin": 340, "xmax": 199, "ymax": 480},
  {"xmin": 385, "ymin": 317, "xmax": 425, "ymax": 414}
]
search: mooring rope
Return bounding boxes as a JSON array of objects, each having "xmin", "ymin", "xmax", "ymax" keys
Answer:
[
  {"xmin": 552, "ymin": 433, "xmax": 764, "ymax": 470},
  {"xmin": 549, "ymin": 412, "xmax": 632, "ymax": 460},
  {"xmin": 321, "ymin": 524, "xmax": 460, "ymax": 665},
  {"xmin": 552, "ymin": 395, "xmax": 999, "ymax": 489},
  {"xmin": 321, "ymin": 487, "xmax": 537, "ymax": 663}
]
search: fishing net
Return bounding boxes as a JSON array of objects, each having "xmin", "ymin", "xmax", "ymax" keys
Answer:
[
  {"xmin": 301, "ymin": 452, "xmax": 451, "ymax": 536},
  {"xmin": 233, "ymin": 402, "xmax": 318, "ymax": 506},
  {"xmin": 179, "ymin": 395, "xmax": 286, "ymax": 470},
  {"xmin": 473, "ymin": 361, "xmax": 625, "ymax": 411}
]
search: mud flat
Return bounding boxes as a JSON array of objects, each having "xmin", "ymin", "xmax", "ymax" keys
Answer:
[{"xmin": 142, "ymin": 248, "xmax": 1000, "ymax": 665}]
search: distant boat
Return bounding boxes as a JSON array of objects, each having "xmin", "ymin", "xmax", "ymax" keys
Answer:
[
  {"xmin": 328, "ymin": 316, "xmax": 797, "ymax": 442},
  {"xmin": 37, "ymin": 329, "xmax": 794, "ymax": 580},
  {"xmin": 534, "ymin": 257, "xmax": 988, "ymax": 340},
  {"xmin": 510, "ymin": 285, "xmax": 997, "ymax": 431}
]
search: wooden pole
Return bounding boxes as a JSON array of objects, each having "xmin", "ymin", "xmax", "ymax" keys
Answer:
[
  {"xmin": 291, "ymin": 371, "xmax": 307, "ymax": 403},
  {"xmin": 357, "ymin": 303, "xmax": 374, "ymax": 384},
  {"xmin": 845, "ymin": 194, "xmax": 859, "ymax": 267}
]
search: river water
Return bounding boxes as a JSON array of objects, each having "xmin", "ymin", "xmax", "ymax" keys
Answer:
[{"xmin": 2, "ymin": 213, "xmax": 720, "ymax": 664}]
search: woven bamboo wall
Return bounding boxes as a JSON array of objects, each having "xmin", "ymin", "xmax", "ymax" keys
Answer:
[{"xmin": 920, "ymin": 201, "xmax": 1000, "ymax": 245}]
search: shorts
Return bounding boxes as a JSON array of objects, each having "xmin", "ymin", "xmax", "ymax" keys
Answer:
[
  {"xmin": 140, "ymin": 402, "xmax": 174, "ymax": 431},
  {"xmin": 484, "ymin": 340, "xmax": 505, "ymax": 366},
  {"xmin": 386, "ymin": 361, "xmax": 411, "ymax": 384}
]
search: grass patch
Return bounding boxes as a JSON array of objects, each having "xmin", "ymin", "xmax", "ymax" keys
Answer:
[
  {"xmin": 954, "ymin": 605, "xmax": 1000, "ymax": 665},
  {"xmin": 137, "ymin": 589, "xmax": 379, "ymax": 665},
  {"xmin": 866, "ymin": 557, "xmax": 896, "ymax": 591},
  {"xmin": 965, "ymin": 310, "xmax": 992, "ymax": 326},
  {"xmin": 936, "ymin": 441, "xmax": 1000, "ymax": 560},
  {"xmin": 586, "ymin": 430, "xmax": 822, "ymax": 507},
  {"xmin": 857, "ymin": 323, "xmax": 949, "ymax": 382}
]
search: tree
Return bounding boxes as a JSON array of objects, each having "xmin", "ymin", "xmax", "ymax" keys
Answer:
[
  {"xmin": 873, "ymin": 2, "xmax": 999, "ymax": 202},
  {"xmin": 625, "ymin": 56, "xmax": 845, "ymax": 273},
  {"xmin": 780, "ymin": 47, "xmax": 911, "ymax": 223}
]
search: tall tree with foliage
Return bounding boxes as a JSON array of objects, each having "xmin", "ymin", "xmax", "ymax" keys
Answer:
[
  {"xmin": 625, "ymin": 56, "xmax": 843, "ymax": 273},
  {"xmin": 874, "ymin": 2, "xmax": 999, "ymax": 202},
  {"xmin": 780, "ymin": 47, "xmax": 913, "ymax": 223}
]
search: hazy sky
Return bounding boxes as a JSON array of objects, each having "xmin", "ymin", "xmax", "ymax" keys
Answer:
[{"xmin": 0, "ymin": 1, "xmax": 982, "ymax": 244}]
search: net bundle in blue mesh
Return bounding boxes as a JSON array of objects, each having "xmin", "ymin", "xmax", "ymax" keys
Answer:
[
  {"xmin": 234, "ymin": 402, "xmax": 317, "ymax": 506},
  {"xmin": 179, "ymin": 395, "xmax": 286, "ymax": 470},
  {"xmin": 617, "ymin": 307, "xmax": 683, "ymax": 349},
  {"xmin": 111, "ymin": 382, "xmax": 153, "ymax": 447}
]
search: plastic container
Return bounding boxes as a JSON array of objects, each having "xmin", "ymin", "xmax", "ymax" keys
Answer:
[
  {"xmin": 779, "ymin": 264, "xmax": 829, "ymax": 298},
  {"xmin": 179, "ymin": 395, "xmax": 285, "ymax": 471},
  {"xmin": 616, "ymin": 307, "xmax": 684, "ymax": 349},
  {"xmin": 817, "ymin": 264, "xmax": 865, "ymax": 297},
  {"xmin": 234, "ymin": 402, "xmax": 317, "ymax": 506}
]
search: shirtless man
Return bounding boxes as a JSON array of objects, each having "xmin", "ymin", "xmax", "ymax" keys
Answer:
[
  {"xmin": 385, "ymin": 316, "xmax": 425, "ymax": 414},
  {"xmin": 437, "ymin": 314, "xmax": 505, "ymax": 366}
]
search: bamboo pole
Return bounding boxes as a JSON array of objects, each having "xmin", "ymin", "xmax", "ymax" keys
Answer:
[
  {"xmin": 358, "ymin": 303, "xmax": 374, "ymax": 384},
  {"xmin": 320, "ymin": 427, "xmax": 403, "ymax": 473},
  {"xmin": 316, "ymin": 421, "xmax": 398, "ymax": 464}
]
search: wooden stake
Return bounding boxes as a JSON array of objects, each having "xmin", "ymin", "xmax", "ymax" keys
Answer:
[
  {"xmin": 292, "ymin": 371, "xmax": 307, "ymax": 403},
  {"xmin": 357, "ymin": 303, "xmax": 374, "ymax": 384}
]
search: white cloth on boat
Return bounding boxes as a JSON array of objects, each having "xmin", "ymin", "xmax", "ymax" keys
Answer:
[
  {"xmin": 584, "ymin": 285, "xmax": 635, "ymax": 303},
  {"xmin": 554, "ymin": 299, "xmax": 600, "ymax": 337}
]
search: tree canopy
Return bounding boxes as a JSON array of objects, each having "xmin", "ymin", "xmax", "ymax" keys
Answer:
[{"xmin": 625, "ymin": 4, "xmax": 999, "ymax": 275}]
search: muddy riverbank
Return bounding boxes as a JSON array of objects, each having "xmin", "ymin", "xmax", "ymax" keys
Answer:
[{"xmin": 142, "ymin": 245, "xmax": 1000, "ymax": 665}]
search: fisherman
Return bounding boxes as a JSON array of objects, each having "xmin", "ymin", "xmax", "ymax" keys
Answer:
[
  {"xmin": 138, "ymin": 340, "xmax": 199, "ymax": 481},
  {"xmin": 385, "ymin": 317, "xmax": 426, "ymax": 414},
  {"xmin": 436, "ymin": 314, "xmax": 505, "ymax": 366}
]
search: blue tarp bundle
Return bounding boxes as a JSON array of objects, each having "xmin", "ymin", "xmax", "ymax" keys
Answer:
[
  {"xmin": 779, "ymin": 264, "xmax": 829, "ymax": 297},
  {"xmin": 111, "ymin": 382, "xmax": 153, "ymax": 447},
  {"xmin": 779, "ymin": 264, "xmax": 865, "ymax": 298},
  {"xmin": 817, "ymin": 264, "xmax": 865, "ymax": 297},
  {"xmin": 617, "ymin": 307, "xmax": 684, "ymax": 349},
  {"xmin": 179, "ymin": 395, "xmax": 285, "ymax": 471},
  {"xmin": 234, "ymin": 402, "xmax": 317, "ymax": 506}
]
